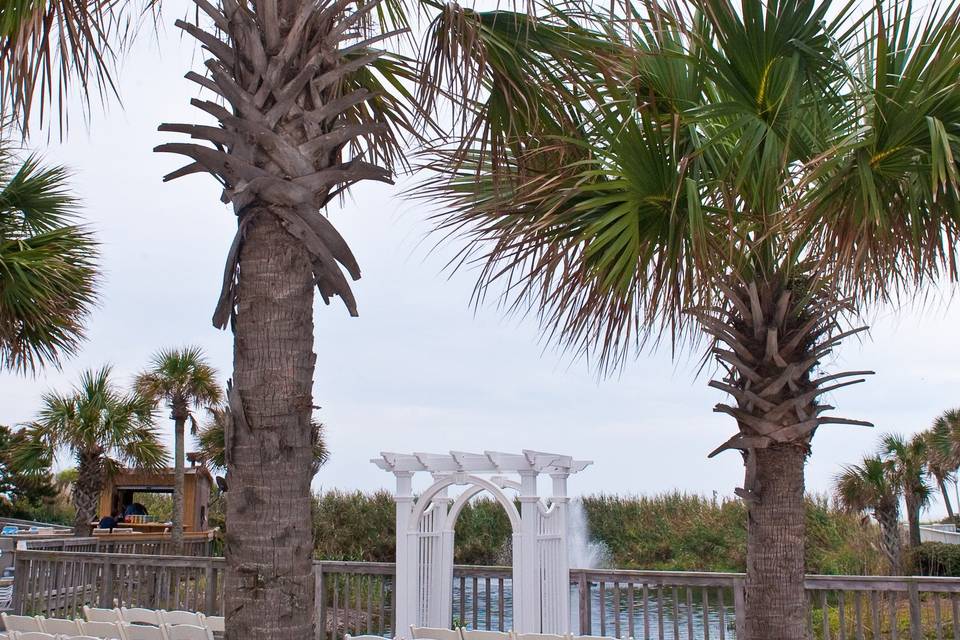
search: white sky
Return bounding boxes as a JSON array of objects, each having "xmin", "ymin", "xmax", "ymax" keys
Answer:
[{"xmin": 3, "ymin": 3, "xmax": 960, "ymax": 519}]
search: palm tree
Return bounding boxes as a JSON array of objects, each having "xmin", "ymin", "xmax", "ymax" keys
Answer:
[
  {"xmin": 12, "ymin": 366, "xmax": 168, "ymax": 536},
  {"xmin": 135, "ymin": 347, "xmax": 222, "ymax": 551},
  {"xmin": 197, "ymin": 406, "xmax": 329, "ymax": 478},
  {"xmin": 154, "ymin": 2, "xmax": 417, "ymax": 636},
  {"xmin": 835, "ymin": 456, "xmax": 904, "ymax": 574},
  {"xmin": 0, "ymin": 147, "xmax": 98, "ymax": 373},
  {"xmin": 925, "ymin": 414, "xmax": 959, "ymax": 520},
  {"xmin": 882, "ymin": 433, "xmax": 932, "ymax": 549},
  {"xmin": 414, "ymin": 0, "xmax": 960, "ymax": 636}
]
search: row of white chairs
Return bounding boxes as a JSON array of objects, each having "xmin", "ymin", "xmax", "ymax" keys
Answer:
[
  {"xmin": 2, "ymin": 611, "xmax": 223, "ymax": 640},
  {"xmin": 0, "ymin": 627, "xmax": 212, "ymax": 640},
  {"xmin": 399, "ymin": 629, "xmax": 623, "ymax": 640},
  {"xmin": 81, "ymin": 608, "xmax": 222, "ymax": 631}
]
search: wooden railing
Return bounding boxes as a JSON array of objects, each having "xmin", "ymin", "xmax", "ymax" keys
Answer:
[
  {"xmin": 21, "ymin": 534, "xmax": 215, "ymax": 556},
  {"xmin": 14, "ymin": 550, "xmax": 960, "ymax": 639}
]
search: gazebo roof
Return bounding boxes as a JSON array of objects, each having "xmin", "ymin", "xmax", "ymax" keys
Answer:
[{"xmin": 371, "ymin": 449, "xmax": 592, "ymax": 475}]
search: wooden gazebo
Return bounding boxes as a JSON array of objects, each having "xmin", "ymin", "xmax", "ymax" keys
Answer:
[{"xmin": 98, "ymin": 465, "xmax": 213, "ymax": 533}]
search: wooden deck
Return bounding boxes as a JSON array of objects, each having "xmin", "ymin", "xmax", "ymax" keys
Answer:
[{"xmin": 11, "ymin": 549, "xmax": 960, "ymax": 639}]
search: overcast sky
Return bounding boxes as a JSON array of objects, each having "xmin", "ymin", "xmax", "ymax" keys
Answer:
[{"xmin": 4, "ymin": 4, "xmax": 960, "ymax": 518}]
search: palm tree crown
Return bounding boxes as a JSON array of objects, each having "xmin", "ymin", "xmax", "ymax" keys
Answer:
[
  {"xmin": 835, "ymin": 455, "xmax": 903, "ymax": 573},
  {"xmin": 13, "ymin": 365, "xmax": 167, "ymax": 535},
  {"xmin": 135, "ymin": 346, "xmax": 222, "ymax": 422},
  {"xmin": 0, "ymin": 148, "xmax": 98, "ymax": 373}
]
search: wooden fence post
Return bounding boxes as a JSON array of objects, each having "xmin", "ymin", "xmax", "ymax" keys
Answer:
[
  {"xmin": 11, "ymin": 554, "xmax": 28, "ymax": 614},
  {"xmin": 575, "ymin": 571, "xmax": 591, "ymax": 635},
  {"xmin": 204, "ymin": 559, "xmax": 216, "ymax": 614},
  {"xmin": 733, "ymin": 577, "xmax": 746, "ymax": 640},
  {"xmin": 908, "ymin": 581, "xmax": 922, "ymax": 640},
  {"xmin": 99, "ymin": 556, "xmax": 114, "ymax": 608},
  {"xmin": 315, "ymin": 563, "xmax": 326, "ymax": 640}
]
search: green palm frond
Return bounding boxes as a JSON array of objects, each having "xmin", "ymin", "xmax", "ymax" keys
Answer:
[
  {"xmin": 16, "ymin": 365, "xmax": 169, "ymax": 471},
  {"xmin": 0, "ymin": 148, "xmax": 99, "ymax": 373},
  {"xmin": 135, "ymin": 346, "xmax": 222, "ymax": 414}
]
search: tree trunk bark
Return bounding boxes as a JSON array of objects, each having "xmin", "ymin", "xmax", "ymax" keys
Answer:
[
  {"xmin": 878, "ymin": 508, "xmax": 903, "ymax": 574},
  {"xmin": 905, "ymin": 490, "xmax": 921, "ymax": 549},
  {"xmin": 939, "ymin": 478, "xmax": 955, "ymax": 520},
  {"xmin": 744, "ymin": 444, "xmax": 808, "ymax": 640},
  {"xmin": 172, "ymin": 402, "xmax": 187, "ymax": 553},
  {"xmin": 225, "ymin": 211, "xmax": 316, "ymax": 640},
  {"xmin": 73, "ymin": 450, "xmax": 103, "ymax": 537}
]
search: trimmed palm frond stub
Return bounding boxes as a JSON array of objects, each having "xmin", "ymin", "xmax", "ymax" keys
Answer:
[{"xmin": 156, "ymin": 0, "xmax": 417, "ymax": 328}]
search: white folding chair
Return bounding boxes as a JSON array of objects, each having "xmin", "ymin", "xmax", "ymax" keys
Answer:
[
  {"xmin": 461, "ymin": 631, "xmax": 511, "ymax": 640},
  {"xmin": 160, "ymin": 612, "xmax": 203, "ymax": 627},
  {"xmin": 201, "ymin": 617, "xmax": 222, "ymax": 634},
  {"xmin": 122, "ymin": 623, "xmax": 168, "ymax": 640},
  {"xmin": 83, "ymin": 607, "xmax": 122, "ymax": 624},
  {"xmin": 345, "ymin": 635, "xmax": 389, "ymax": 640},
  {"xmin": 163, "ymin": 624, "xmax": 212, "ymax": 640},
  {"xmin": 0, "ymin": 614, "xmax": 43, "ymax": 633},
  {"xmin": 120, "ymin": 609, "xmax": 163, "ymax": 626},
  {"xmin": 40, "ymin": 617, "xmax": 83, "ymax": 635},
  {"xmin": 60, "ymin": 636, "xmax": 101, "ymax": 640},
  {"xmin": 0, "ymin": 585, "xmax": 13, "ymax": 610},
  {"xmin": 513, "ymin": 634, "xmax": 568, "ymax": 640},
  {"xmin": 80, "ymin": 620, "xmax": 126, "ymax": 640},
  {"xmin": 411, "ymin": 627, "xmax": 462, "ymax": 640},
  {"xmin": 9, "ymin": 633, "xmax": 58, "ymax": 640}
]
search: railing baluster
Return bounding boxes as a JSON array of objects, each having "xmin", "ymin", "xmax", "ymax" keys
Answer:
[
  {"xmin": 870, "ymin": 591, "xmax": 880, "ymax": 640},
  {"xmin": 498, "ymin": 578, "xmax": 505, "ymax": 632},
  {"xmin": 627, "ymin": 583, "xmax": 636, "ymax": 640},
  {"xmin": 672, "ymin": 586, "xmax": 680, "ymax": 640},
  {"xmin": 599, "ymin": 580, "xmax": 606, "ymax": 637},
  {"xmin": 717, "ymin": 587, "xmax": 724, "ymax": 640},
  {"xmin": 614, "ymin": 582, "xmax": 621, "ymax": 640},
  {"xmin": 332, "ymin": 572, "xmax": 339, "ymax": 640},
  {"xmin": 485, "ymin": 577, "xmax": 491, "ymax": 631},
  {"xmin": 854, "ymin": 590, "xmax": 863, "ymax": 640},
  {"xmin": 891, "ymin": 591, "xmax": 898, "ymax": 640},
  {"xmin": 935, "ymin": 594, "xmax": 943, "ymax": 640},
  {"xmin": 702, "ymin": 587, "xmax": 709, "ymax": 640},
  {"xmin": 839, "ymin": 590, "xmax": 846, "ymax": 640},
  {"xmin": 686, "ymin": 587, "xmax": 693, "ymax": 640},
  {"xmin": 821, "ymin": 591, "xmax": 831, "ymax": 640},
  {"xmin": 472, "ymin": 576, "xmax": 478, "ymax": 630},
  {"xmin": 657, "ymin": 585, "xmax": 665, "ymax": 640},
  {"xmin": 952, "ymin": 594, "xmax": 960, "ymax": 640}
]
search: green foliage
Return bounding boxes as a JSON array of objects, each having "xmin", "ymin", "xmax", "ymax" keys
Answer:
[
  {"xmin": 308, "ymin": 490, "xmax": 883, "ymax": 574},
  {"xmin": 312, "ymin": 490, "xmax": 396, "ymax": 562},
  {"xmin": 0, "ymin": 148, "xmax": 99, "ymax": 373},
  {"xmin": 910, "ymin": 543, "xmax": 960, "ymax": 577},
  {"xmin": 0, "ymin": 424, "xmax": 57, "ymax": 519}
]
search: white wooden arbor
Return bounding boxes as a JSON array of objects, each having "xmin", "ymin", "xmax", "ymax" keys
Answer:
[{"xmin": 373, "ymin": 450, "xmax": 592, "ymax": 637}]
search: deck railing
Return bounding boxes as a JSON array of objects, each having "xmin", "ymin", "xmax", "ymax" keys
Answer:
[
  {"xmin": 13, "ymin": 550, "xmax": 960, "ymax": 639},
  {"xmin": 20, "ymin": 534, "xmax": 215, "ymax": 556}
]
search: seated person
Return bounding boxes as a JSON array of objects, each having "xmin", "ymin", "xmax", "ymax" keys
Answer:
[
  {"xmin": 98, "ymin": 512, "xmax": 120, "ymax": 531},
  {"xmin": 123, "ymin": 502, "xmax": 147, "ymax": 517}
]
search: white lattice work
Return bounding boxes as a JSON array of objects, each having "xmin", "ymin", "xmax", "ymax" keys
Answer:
[{"xmin": 373, "ymin": 450, "xmax": 592, "ymax": 638}]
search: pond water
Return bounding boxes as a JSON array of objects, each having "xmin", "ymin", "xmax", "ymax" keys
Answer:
[{"xmin": 451, "ymin": 581, "xmax": 738, "ymax": 640}]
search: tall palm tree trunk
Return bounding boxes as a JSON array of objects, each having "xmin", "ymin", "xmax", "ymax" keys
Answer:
[
  {"xmin": 172, "ymin": 400, "xmax": 188, "ymax": 553},
  {"xmin": 905, "ymin": 490, "xmax": 922, "ymax": 549},
  {"xmin": 744, "ymin": 445, "xmax": 807, "ymax": 639},
  {"xmin": 225, "ymin": 212, "xmax": 316, "ymax": 640},
  {"xmin": 938, "ymin": 478, "xmax": 955, "ymax": 520},
  {"xmin": 878, "ymin": 508, "xmax": 903, "ymax": 574},
  {"xmin": 700, "ymin": 277, "xmax": 871, "ymax": 640},
  {"xmin": 73, "ymin": 450, "xmax": 103, "ymax": 537}
]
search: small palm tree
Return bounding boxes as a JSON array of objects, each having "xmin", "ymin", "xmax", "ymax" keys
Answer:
[
  {"xmin": 836, "ymin": 456, "xmax": 903, "ymax": 574},
  {"xmin": 197, "ymin": 406, "xmax": 329, "ymax": 479},
  {"xmin": 925, "ymin": 413, "xmax": 960, "ymax": 520},
  {"xmin": 0, "ymin": 147, "xmax": 98, "ymax": 372},
  {"xmin": 135, "ymin": 347, "xmax": 222, "ymax": 551},
  {"xmin": 883, "ymin": 433, "xmax": 933, "ymax": 549},
  {"xmin": 13, "ymin": 366, "xmax": 168, "ymax": 536}
]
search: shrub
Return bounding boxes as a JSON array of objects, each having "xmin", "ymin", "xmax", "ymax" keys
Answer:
[{"xmin": 911, "ymin": 542, "xmax": 960, "ymax": 576}]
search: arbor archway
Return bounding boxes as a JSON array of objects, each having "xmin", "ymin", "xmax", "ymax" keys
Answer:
[{"xmin": 373, "ymin": 451, "xmax": 591, "ymax": 637}]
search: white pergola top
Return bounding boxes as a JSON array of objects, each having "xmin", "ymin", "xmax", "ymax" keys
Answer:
[{"xmin": 372, "ymin": 449, "xmax": 592, "ymax": 475}]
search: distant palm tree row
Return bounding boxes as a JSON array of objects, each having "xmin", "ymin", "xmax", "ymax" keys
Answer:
[
  {"xmin": 835, "ymin": 410, "xmax": 960, "ymax": 574},
  {"xmin": 11, "ymin": 348, "xmax": 316, "ymax": 541}
]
